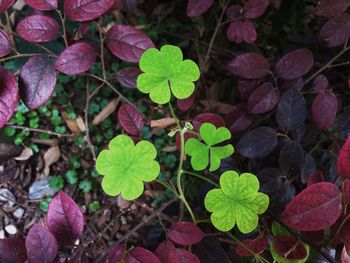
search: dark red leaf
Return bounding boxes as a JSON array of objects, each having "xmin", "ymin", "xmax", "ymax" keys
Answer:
[
  {"xmin": 0, "ymin": 28, "xmax": 12, "ymax": 57},
  {"xmin": 106, "ymin": 25, "xmax": 155, "ymax": 63},
  {"xmin": 227, "ymin": 21, "xmax": 257, "ymax": 44},
  {"xmin": 301, "ymin": 230, "xmax": 325, "ymax": 244},
  {"xmin": 338, "ymin": 137, "xmax": 350, "ymax": 179},
  {"xmin": 55, "ymin": 42, "xmax": 97, "ymax": 75},
  {"xmin": 307, "ymin": 171, "xmax": 324, "ymax": 187},
  {"xmin": 320, "ymin": 14, "xmax": 350, "ymax": 48},
  {"xmin": 118, "ymin": 104, "xmax": 144, "ymax": 136},
  {"xmin": 47, "ymin": 191, "xmax": 84, "ymax": 245},
  {"xmin": 193, "ymin": 113, "xmax": 225, "ymax": 131},
  {"xmin": 25, "ymin": 224, "xmax": 58, "ymax": 263},
  {"xmin": 224, "ymin": 105, "xmax": 252, "ymax": 134},
  {"xmin": 16, "ymin": 15, "xmax": 59, "ymax": 43},
  {"xmin": 177, "ymin": 93, "xmax": 195, "ymax": 112},
  {"xmin": 24, "ymin": 0, "xmax": 57, "ymax": 10},
  {"xmin": 235, "ymin": 234, "xmax": 268, "ymax": 256},
  {"xmin": 226, "ymin": 4, "xmax": 242, "ymax": 20},
  {"xmin": 0, "ymin": 237, "xmax": 27, "ymax": 263},
  {"xmin": 64, "ymin": 0, "xmax": 114, "ymax": 22},
  {"xmin": 243, "ymin": 0, "xmax": 269, "ymax": 19},
  {"xmin": 0, "ymin": 0, "xmax": 14, "ymax": 12},
  {"xmin": 125, "ymin": 247, "xmax": 161, "ymax": 263},
  {"xmin": 273, "ymin": 235, "xmax": 307, "ymax": 260},
  {"xmin": 108, "ymin": 244, "xmax": 125, "ymax": 263},
  {"xmin": 343, "ymin": 180, "xmax": 350, "ymax": 203},
  {"xmin": 19, "ymin": 55, "xmax": 56, "ymax": 110},
  {"xmin": 176, "ymin": 249, "xmax": 200, "ymax": 263},
  {"xmin": 0, "ymin": 66, "xmax": 19, "ymax": 128},
  {"xmin": 312, "ymin": 91, "xmax": 338, "ymax": 130},
  {"xmin": 228, "ymin": 52, "xmax": 270, "ymax": 79},
  {"xmin": 155, "ymin": 241, "xmax": 179, "ymax": 263},
  {"xmin": 237, "ymin": 79, "xmax": 258, "ymax": 99},
  {"xmin": 247, "ymin": 82, "xmax": 279, "ymax": 114},
  {"xmin": 186, "ymin": 0, "xmax": 214, "ymax": 17},
  {"xmin": 280, "ymin": 77, "xmax": 304, "ymax": 93},
  {"xmin": 281, "ymin": 182, "xmax": 342, "ymax": 231},
  {"xmin": 338, "ymin": 217, "xmax": 350, "ymax": 253},
  {"xmin": 315, "ymin": 0, "xmax": 350, "ymax": 18},
  {"xmin": 313, "ymin": 74, "xmax": 329, "ymax": 92},
  {"xmin": 167, "ymin": 221, "xmax": 205, "ymax": 246},
  {"xmin": 116, "ymin": 67, "xmax": 142, "ymax": 89},
  {"xmin": 275, "ymin": 48, "xmax": 314, "ymax": 80}
]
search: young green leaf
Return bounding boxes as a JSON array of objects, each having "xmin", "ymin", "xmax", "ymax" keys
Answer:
[
  {"xmin": 96, "ymin": 135, "xmax": 160, "ymax": 200},
  {"xmin": 204, "ymin": 171, "xmax": 269, "ymax": 233},
  {"xmin": 137, "ymin": 45, "xmax": 200, "ymax": 104},
  {"xmin": 185, "ymin": 123, "xmax": 234, "ymax": 172}
]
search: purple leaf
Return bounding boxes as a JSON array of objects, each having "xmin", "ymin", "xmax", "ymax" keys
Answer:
[
  {"xmin": 312, "ymin": 91, "xmax": 338, "ymax": 130},
  {"xmin": 228, "ymin": 52, "xmax": 270, "ymax": 79},
  {"xmin": 125, "ymin": 247, "xmax": 161, "ymax": 263},
  {"xmin": 237, "ymin": 79, "xmax": 258, "ymax": 99},
  {"xmin": 224, "ymin": 105, "xmax": 252, "ymax": 134},
  {"xmin": 176, "ymin": 249, "xmax": 200, "ymax": 263},
  {"xmin": 0, "ymin": 0, "xmax": 14, "ymax": 12},
  {"xmin": 275, "ymin": 48, "xmax": 314, "ymax": 80},
  {"xmin": 19, "ymin": 55, "xmax": 56, "ymax": 110},
  {"xmin": 193, "ymin": 112, "xmax": 225, "ymax": 131},
  {"xmin": 106, "ymin": 25, "xmax": 154, "ymax": 63},
  {"xmin": 25, "ymin": 224, "xmax": 58, "ymax": 263},
  {"xmin": 0, "ymin": 28, "xmax": 12, "ymax": 57},
  {"xmin": 186, "ymin": 0, "xmax": 214, "ymax": 17},
  {"xmin": 16, "ymin": 15, "xmax": 60, "ymax": 43},
  {"xmin": 116, "ymin": 67, "xmax": 142, "ymax": 89},
  {"xmin": 0, "ymin": 237, "xmax": 27, "ymax": 263},
  {"xmin": 320, "ymin": 14, "xmax": 350, "ymax": 48},
  {"xmin": 280, "ymin": 77, "xmax": 304, "ymax": 93},
  {"xmin": 167, "ymin": 221, "xmax": 205, "ymax": 246},
  {"xmin": 177, "ymin": 93, "xmax": 195, "ymax": 112},
  {"xmin": 24, "ymin": 0, "xmax": 57, "ymax": 10},
  {"xmin": 117, "ymin": 104, "xmax": 144, "ymax": 136},
  {"xmin": 64, "ymin": 0, "xmax": 115, "ymax": 22},
  {"xmin": 116, "ymin": 0, "xmax": 138, "ymax": 13},
  {"xmin": 313, "ymin": 74, "xmax": 329, "ymax": 93},
  {"xmin": 227, "ymin": 21, "xmax": 257, "ymax": 44},
  {"xmin": 0, "ymin": 66, "xmax": 19, "ymax": 128},
  {"xmin": 315, "ymin": 0, "xmax": 350, "ymax": 18},
  {"xmin": 108, "ymin": 244, "xmax": 125, "ymax": 263},
  {"xmin": 155, "ymin": 241, "xmax": 179, "ymax": 263},
  {"xmin": 55, "ymin": 42, "xmax": 97, "ymax": 75},
  {"xmin": 68, "ymin": 252, "xmax": 89, "ymax": 263},
  {"xmin": 247, "ymin": 82, "xmax": 279, "ymax": 114},
  {"xmin": 226, "ymin": 4, "xmax": 242, "ymax": 20},
  {"xmin": 243, "ymin": 0, "xmax": 269, "ymax": 19},
  {"xmin": 47, "ymin": 191, "xmax": 85, "ymax": 246}
]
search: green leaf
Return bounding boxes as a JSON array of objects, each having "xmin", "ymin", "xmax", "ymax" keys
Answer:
[
  {"xmin": 96, "ymin": 135, "xmax": 160, "ymax": 200},
  {"xmin": 137, "ymin": 45, "xmax": 200, "ymax": 104},
  {"xmin": 185, "ymin": 123, "xmax": 234, "ymax": 172},
  {"xmin": 204, "ymin": 171, "xmax": 269, "ymax": 233}
]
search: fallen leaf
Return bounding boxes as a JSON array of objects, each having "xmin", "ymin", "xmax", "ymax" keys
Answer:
[
  {"xmin": 43, "ymin": 146, "xmax": 60, "ymax": 176},
  {"xmin": 150, "ymin": 117, "xmax": 176, "ymax": 128},
  {"xmin": 93, "ymin": 98, "xmax": 120, "ymax": 125}
]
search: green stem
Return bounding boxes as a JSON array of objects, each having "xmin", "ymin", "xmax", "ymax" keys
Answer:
[
  {"xmin": 168, "ymin": 102, "xmax": 180, "ymax": 127},
  {"xmin": 183, "ymin": 170, "xmax": 219, "ymax": 188},
  {"xmin": 155, "ymin": 179, "xmax": 179, "ymax": 197}
]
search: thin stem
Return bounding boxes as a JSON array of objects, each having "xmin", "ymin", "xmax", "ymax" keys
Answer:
[
  {"xmin": 5, "ymin": 124, "xmax": 74, "ymax": 137},
  {"xmin": 5, "ymin": 11, "xmax": 18, "ymax": 54},
  {"xmin": 97, "ymin": 20, "xmax": 106, "ymax": 80},
  {"xmin": 155, "ymin": 179, "xmax": 179, "ymax": 197},
  {"xmin": 0, "ymin": 53, "xmax": 52, "ymax": 63},
  {"xmin": 183, "ymin": 170, "xmax": 219, "ymax": 187},
  {"xmin": 56, "ymin": 10, "xmax": 68, "ymax": 47},
  {"xmin": 84, "ymin": 78, "xmax": 97, "ymax": 161}
]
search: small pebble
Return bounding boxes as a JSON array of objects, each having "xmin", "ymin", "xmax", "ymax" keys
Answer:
[
  {"xmin": 5, "ymin": 225, "xmax": 17, "ymax": 235},
  {"xmin": 0, "ymin": 188, "xmax": 16, "ymax": 208},
  {"xmin": 13, "ymin": 207, "xmax": 25, "ymax": 219}
]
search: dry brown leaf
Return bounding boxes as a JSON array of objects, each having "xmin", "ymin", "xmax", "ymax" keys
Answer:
[
  {"xmin": 150, "ymin": 117, "xmax": 176, "ymax": 128},
  {"xmin": 92, "ymin": 98, "xmax": 120, "ymax": 125},
  {"xmin": 161, "ymin": 145, "xmax": 177, "ymax": 152},
  {"xmin": 43, "ymin": 146, "xmax": 60, "ymax": 176},
  {"xmin": 61, "ymin": 111, "xmax": 85, "ymax": 134},
  {"xmin": 14, "ymin": 147, "xmax": 33, "ymax": 161}
]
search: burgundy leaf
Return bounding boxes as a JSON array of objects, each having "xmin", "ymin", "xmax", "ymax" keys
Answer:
[
  {"xmin": 313, "ymin": 74, "xmax": 329, "ymax": 92},
  {"xmin": 320, "ymin": 14, "xmax": 350, "ymax": 48},
  {"xmin": 312, "ymin": 90, "xmax": 338, "ymax": 130},
  {"xmin": 47, "ymin": 191, "xmax": 84, "ymax": 245},
  {"xmin": 155, "ymin": 241, "xmax": 179, "ymax": 263},
  {"xmin": 0, "ymin": 0, "xmax": 14, "ymax": 12},
  {"xmin": 193, "ymin": 113, "xmax": 225, "ymax": 131},
  {"xmin": 243, "ymin": 0, "xmax": 269, "ymax": 19},
  {"xmin": 175, "ymin": 132, "xmax": 196, "ymax": 151},
  {"xmin": 16, "ymin": 15, "xmax": 60, "ymax": 43},
  {"xmin": 280, "ymin": 77, "xmax": 304, "ymax": 92},
  {"xmin": 335, "ymin": 217, "xmax": 350, "ymax": 253},
  {"xmin": 118, "ymin": 104, "xmax": 144, "ymax": 136},
  {"xmin": 343, "ymin": 179, "xmax": 350, "ymax": 204},
  {"xmin": 227, "ymin": 21, "xmax": 257, "ymax": 44},
  {"xmin": 117, "ymin": 67, "xmax": 142, "ymax": 89},
  {"xmin": 228, "ymin": 52, "xmax": 270, "ymax": 79},
  {"xmin": 19, "ymin": 55, "xmax": 56, "ymax": 110},
  {"xmin": 167, "ymin": 221, "xmax": 205, "ymax": 246},
  {"xmin": 235, "ymin": 234, "xmax": 268, "ymax": 256},
  {"xmin": 125, "ymin": 247, "xmax": 161, "ymax": 263},
  {"xmin": 275, "ymin": 49, "xmax": 314, "ymax": 80},
  {"xmin": 176, "ymin": 249, "xmax": 200, "ymax": 263},
  {"xmin": 25, "ymin": 224, "xmax": 58, "ymax": 263},
  {"xmin": 226, "ymin": 4, "xmax": 242, "ymax": 20},
  {"xmin": 55, "ymin": 42, "xmax": 97, "ymax": 75},
  {"xmin": 186, "ymin": 0, "xmax": 214, "ymax": 17},
  {"xmin": 108, "ymin": 244, "xmax": 125, "ymax": 263},
  {"xmin": 315, "ymin": 0, "xmax": 350, "ymax": 18},
  {"xmin": 247, "ymin": 82, "xmax": 279, "ymax": 114},
  {"xmin": 0, "ymin": 237, "xmax": 27, "ymax": 263},
  {"xmin": 237, "ymin": 79, "xmax": 258, "ymax": 99},
  {"xmin": 338, "ymin": 137, "xmax": 350, "ymax": 179},
  {"xmin": 281, "ymin": 182, "xmax": 342, "ymax": 231},
  {"xmin": 24, "ymin": 0, "xmax": 57, "ymax": 10},
  {"xmin": 224, "ymin": 105, "xmax": 252, "ymax": 134},
  {"xmin": 273, "ymin": 235, "xmax": 307, "ymax": 260},
  {"xmin": 177, "ymin": 93, "xmax": 195, "ymax": 112},
  {"xmin": 301, "ymin": 230, "xmax": 325, "ymax": 244},
  {"xmin": 0, "ymin": 66, "xmax": 19, "ymax": 128},
  {"xmin": 0, "ymin": 28, "xmax": 12, "ymax": 57},
  {"xmin": 307, "ymin": 170, "xmax": 324, "ymax": 187},
  {"xmin": 106, "ymin": 25, "xmax": 155, "ymax": 63},
  {"xmin": 64, "ymin": 0, "xmax": 115, "ymax": 22}
]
